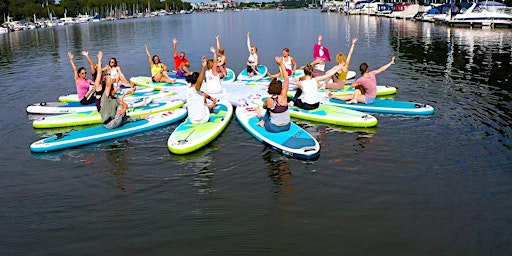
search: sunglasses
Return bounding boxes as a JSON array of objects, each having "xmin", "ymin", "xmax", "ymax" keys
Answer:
[{"xmin": 80, "ymin": 72, "xmax": 87, "ymax": 74}]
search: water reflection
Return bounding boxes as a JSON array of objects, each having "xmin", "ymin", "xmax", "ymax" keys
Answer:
[
  {"xmin": 261, "ymin": 151, "xmax": 293, "ymax": 198},
  {"xmin": 103, "ymin": 140, "xmax": 131, "ymax": 192}
]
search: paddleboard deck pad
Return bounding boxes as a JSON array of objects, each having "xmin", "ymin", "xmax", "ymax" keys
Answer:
[
  {"xmin": 30, "ymin": 109, "xmax": 187, "ymax": 152},
  {"xmin": 168, "ymin": 100, "xmax": 233, "ymax": 154},
  {"xmin": 235, "ymin": 103, "xmax": 320, "ymax": 160}
]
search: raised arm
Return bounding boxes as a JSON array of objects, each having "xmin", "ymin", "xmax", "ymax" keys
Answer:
[
  {"xmin": 345, "ymin": 38, "xmax": 358, "ymax": 68},
  {"xmin": 94, "ymin": 51, "xmax": 103, "ymax": 92},
  {"xmin": 314, "ymin": 63, "xmax": 343, "ymax": 82},
  {"xmin": 81, "ymin": 51, "xmax": 95, "ymax": 75},
  {"xmin": 145, "ymin": 44, "xmax": 153, "ymax": 66},
  {"xmin": 172, "ymin": 38, "xmax": 178, "ymax": 57},
  {"xmin": 210, "ymin": 46, "xmax": 218, "ymax": 76},
  {"xmin": 276, "ymin": 57, "xmax": 289, "ymax": 97},
  {"xmin": 216, "ymin": 35, "xmax": 221, "ymax": 51},
  {"xmin": 195, "ymin": 57, "xmax": 207, "ymax": 91},
  {"xmin": 374, "ymin": 56, "xmax": 395, "ymax": 75},
  {"xmin": 68, "ymin": 52, "xmax": 79, "ymax": 81},
  {"xmin": 246, "ymin": 32, "xmax": 251, "ymax": 53},
  {"xmin": 317, "ymin": 34, "xmax": 322, "ymax": 45}
]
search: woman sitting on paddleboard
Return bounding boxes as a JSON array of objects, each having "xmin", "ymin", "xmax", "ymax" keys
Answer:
[
  {"xmin": 246, "ymin": 32, "xmax": 259, "ymax": 77},
  {"xmin": 145, "ymin": 44, "xmax": 176, "ymax": 84},
  {"xmin": 215, "ymin": 35, "xmax": 227, "ymax": 78},
  {"xmin": 204, "ymin": 46, "xmax": 223, "ymax": 94},
  {"xmin": 68, "ymin": 51, "xmax": 96, "ymax": 105},
  {"xmin": 301, "ymin": 34, "xmax": 331, "ymax": 78},
  {"xmin": 289, "ymin": 62, "xmax": 344, "ymax": 110},
  {"xmin": 104, "ymin": 57, "xmax": 136, "ymax": 94},
  {"xmin": 186, "ymin": 56, "xmax": 217, "ymax": 124},
  {"xmin": 328, "ymin": 57, "xmax": 395, "ymax": 104},
  {"xmin": 321, "ymin": 37, "xmax": 358, "ymax": 90},
  {"xmin": 255, "ymin": 56, "xmax": 290, "ymax": 133},
  {"xmin": 267, "ymin": 48, "xmax": 298, "ymax": 79}
]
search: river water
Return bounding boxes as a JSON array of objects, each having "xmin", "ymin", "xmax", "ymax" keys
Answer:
[{"xmin": 1, "ymin": 10, "xmax": 511, "ymax": 255}]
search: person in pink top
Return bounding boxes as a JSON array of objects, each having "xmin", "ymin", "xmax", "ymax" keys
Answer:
[
  {"xmin": 328, "ymin": 57, "xmax": 395, "ymax": 104},
  {"xmin": 68, "ymin": 51, "xmax": 95, "ymax": 105}
]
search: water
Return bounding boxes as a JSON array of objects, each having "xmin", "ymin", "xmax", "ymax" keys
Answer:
[{"xmin": 1, "ymin": 10, "xmax": 511, "ymax": 255}]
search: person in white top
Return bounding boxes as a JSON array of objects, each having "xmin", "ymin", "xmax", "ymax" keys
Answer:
[
  {"xmin": 289, "ymin": 62, "xmax": 344, "ymax": 110},
  {"xmin": 104, "ymin": 57, "xmax": 136, "ymax": 94},
  {"xmin": 186, "ymin": 56, "xmax": 217, "ymax": 124},
  {"xmin": 267, "ymin": 48, "xmax": 297, "ymax": 79},
  {"xmin": 246, "ymin": 32, "xmax": 259, "ymax": 77},
  {"xmin": 204, "ymin": 46, "xmax": 223, "ymax": 94}
]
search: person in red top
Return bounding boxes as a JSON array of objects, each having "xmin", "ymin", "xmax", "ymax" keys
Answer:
[
  {"xmin": 328, "ymin": 57, "xmax": 395, "ymax": 104},
  {"xmin": 173, "ymin": 38, "xmax": 191, "ymax": 78}
]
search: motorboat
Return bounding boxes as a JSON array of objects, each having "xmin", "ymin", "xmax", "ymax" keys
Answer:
[{"xmin": 448, "ymin": 1, "xmax": 512, "ymax": 27}]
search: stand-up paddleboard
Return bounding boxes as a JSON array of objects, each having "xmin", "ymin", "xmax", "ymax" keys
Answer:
[
  {"xmin": 327, "ymin": 85, "xmax": 397, "ymax": 97},
  {"xmin": 251, "ymin": 95, "xmax": 377, "ymax": 128},
  {"xmin": 222, "ymin": 68, "xmax": 236, "ymax": 83},
  {"xmin": 235, "ymin": 103, "xmax": 320, "ymax": 160},
  {"xmin": 30, "ymin": 109, "xmax": 187, "ymax": 152},
  {"xmin": 256, "ymin": 69, "xmax": 305, "ymax": 83},
  {"xmin": 33, "ymin": 100, "xmax": 184, "ymax": 129},
  {"xmin": 27, "ymin": 102, "xmax": 97, "ymax": 114},
  {"xmin": 237, "ymin": 65, "xmax": 268, "ymax": 81},
  {"xmin": 129, "ymin": 76, "xmax": 188, "ymax": 91},
  {"xmin": 58, "ymin": 86, "xmax": 154, "ymax": 102},
  {"xmin": 325, "ymin": 98, "xmax": 435, "ymax": 115},
  {"xmin": 300, "ymin": 85, "xmax": 397, "ymax": 97},
  {"xmin": 167, "ymin": 100, "xmax": 233, "ymax": 154}
]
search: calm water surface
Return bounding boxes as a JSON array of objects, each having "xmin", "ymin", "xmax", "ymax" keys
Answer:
[{"xmin": 1, "ymin": 10, "xmax": 511, "ymax": 255}]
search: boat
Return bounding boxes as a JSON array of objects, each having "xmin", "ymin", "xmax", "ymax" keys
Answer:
[
  {"xmin": 391, "ymin": 3, "xmax": 420, "ymax": 19},
  {"xmin": 58, "ymin": 17, "xmax": 76, "ymax": 25},
  {"xmin": 448, "ymin": 1, "xmax": 512, "ymax": 28},
  {"xmin": 375, "ymin": 3, "xmax": 393, "ymax": 16},
  {"xmin": 76, "ymin": 14, "xmax": 92, "ymax": 23}
]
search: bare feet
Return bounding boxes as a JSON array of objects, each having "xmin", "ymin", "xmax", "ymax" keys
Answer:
[
  {"xmin": 288, "ymin": 101, "xmax": 294, "ymax": 107},
  {"xmin": 346, "ymin": 100, "xmax": 358, "ymax": 104},
  {"xmin": 141, "ymin": 111, "xmax": 152, "ymax": 119},
  {"xmin": 141, "ymin": 97, "xmax": 147, "ymax": 107},
  {"xmin": 257, "ymin": 120, "xmax": 265, "ymax": 127}
]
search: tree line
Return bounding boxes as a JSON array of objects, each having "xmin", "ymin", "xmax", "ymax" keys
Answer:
[{"xmin": 2, "ymin": 0, "xmax": 191, "ymax": 22}]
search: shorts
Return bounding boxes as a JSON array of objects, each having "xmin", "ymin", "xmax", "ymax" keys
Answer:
[
  {"xmin": 151, "ymin": 76, "xmax": 156, "ymax": 82},
  {"xmin": 364, "ymin": 96, "xmax": 375, "ymax": 104},
  {"xmin": 286, "ymin": 69, "xmax": 292, "ymax": 76}
]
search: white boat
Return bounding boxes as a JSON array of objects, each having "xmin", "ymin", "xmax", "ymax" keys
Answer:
[
  {"xmin": 448, "ymin": 1, "xmax": 512, "ymax": 27},
  {"xmin": 58, "ymin": 17, "xmax": 76, "ymax": 25},
  {"xmin": 0, "ymin": 27, "xmax": 8, "ymax": 34},
  {"xmin": 391, "ymin": 3, "xmax": 420, "ymax": 19},
  {"xmin": 76, "ymin": 14, "xmax": 92, "ymax": 23}
]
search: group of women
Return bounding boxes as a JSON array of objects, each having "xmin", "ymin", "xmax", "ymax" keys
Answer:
[{"xmin": 68, "ymin": 33, "xmax": 395, "ymax": 132}]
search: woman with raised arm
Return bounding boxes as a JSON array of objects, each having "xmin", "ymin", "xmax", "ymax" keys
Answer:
[
  {"xmin": 204, "ymin": 46, "xmax": 223, "ymax": 94},
  {"xmin": 322, "ymin": 37, "xmax": 358, "ymax": 89},
  {"xmin": 215, "ymin": 35, "xmax": 227, "ymax": 78},
  {"xmin": 328, "ymin": 57, "xmax": 396, "ymax": 104},
  {"xmin": 255, "ymin": 56, "xmax": 291, "ymax": 133},
  {"xmin": 186, "ymin": 56, "xmax": 217, "ymax": 124},
  {"xmin": 246, "ymin": 32, "xmax": 259, "ymax": 77},
  {"xmin": 68, "ymin": 51, "xmax": 95, "ymax": 105},
  {"xmin": 145, "ymin": 44, "xmax": 176, "ymax": 84},
  {"xmin": 289, "ymin": 62, "xmax": 344, "ymax": 110}
]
